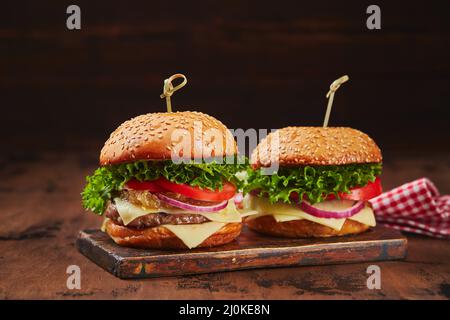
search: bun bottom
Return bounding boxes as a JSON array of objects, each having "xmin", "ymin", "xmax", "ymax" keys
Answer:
[
  {"xmin": 104, "ymin": 219, "xmax": 242, "ymax": 249},
  {"xmin": 245, "ymin": 215, "xmax": 370, "ymax": 238}
]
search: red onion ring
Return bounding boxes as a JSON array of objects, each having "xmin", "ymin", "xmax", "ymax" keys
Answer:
[
  {"xmin": 156, "ymin": 193, "xmax": 228, "ymax": 212},
  {"xmin": 299, "ymin": 200, "xmax": 365, "ymax": 219}
]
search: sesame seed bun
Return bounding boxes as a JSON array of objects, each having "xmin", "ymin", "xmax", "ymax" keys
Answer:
[
  {"xmin": 251, "ymin": 127, "xmax": 382, "ymax": 169},
  {"xmin": 100, "ymin": 111, "xmax": 237, "ymax": 166},
  {"xmin": 104, "ymin": 219, "xmax": 242, "ymax": 250},
  {"xmin": 245, "ymin": 215, "xmax": 369, "ymax": 238}
]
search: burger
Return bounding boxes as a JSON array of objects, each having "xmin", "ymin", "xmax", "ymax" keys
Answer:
[
  {"xmin": 81, "ymin": 111, "xmax": 245, "ymax": 249},
  {"xmin": 242, "ymin": 127, "xmax": 383, "ymax": 238}
]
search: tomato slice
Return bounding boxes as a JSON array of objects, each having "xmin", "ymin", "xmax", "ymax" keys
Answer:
[
  {"xmin": 326, "ymin": 177, "xmax": 383, "ymax": 201},
  {"xmin": 125, "ymin": 178, "xmax": 237, "ymax": 202},
  {"xmin": 287, "ymin": 177, "xmax": 383, "ymax": 202},
  {"xmin": 125, "ymin": 179, "xmax": 165, "ymax": 193},
  {"xmin": 155, "ymin": 178, "xmax": 236, "ymax": 202}
]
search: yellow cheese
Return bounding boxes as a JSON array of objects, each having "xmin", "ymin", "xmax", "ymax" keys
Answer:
[
  {"xmin": 162, "ymin": 222, "xmax": 226, "ymax": 249},
  {"xmin": 113, "ymin": 197, "xmax": 241, "ymax": 226},
  {"xmin": 199, "ymin": 201, "xmax": 241, "ymax": 223},
  {"xmin": 272, "ymin": 214, "xmax": 300, "ymax": 222},
  {"xmin": 243, "ymin": 195, "xmax": 376, "ymax": 230},
  {"xmin": 272, "ymin": 208, "xmax": 376, "ymax": 227},
  {"xmin": 100, "ymin": 218, "xmax": 110, "ymax": 232},
  {"xmin": 240, "ymin": 210, "xmax": 260, "ymax": 218},
  {"xmin": 244, "ymin": 211, "xmax": 347, "ymax": 231},
  {"xmin": 114, "ymin": 198, "xmax": 154, "ymax": 225},
  {"xmin": 244, "ymin": 196, "xmax": 346, "ymax": 230},
  {"xmin": 238, "ymin": 194, "xmax": 260, "ymax": 218},
  {"xmin": 348, "ymin": 206, "xmax": 376, "ymax": 227}
]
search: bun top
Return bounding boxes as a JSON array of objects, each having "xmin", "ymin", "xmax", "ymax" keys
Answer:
[
  {"xmin": 251, "ymin": 127, "xmax": 382, "ymax": 169},
  {"xmin": 100, "ymin": 111, "xmax": 237, "ymax": 165}
]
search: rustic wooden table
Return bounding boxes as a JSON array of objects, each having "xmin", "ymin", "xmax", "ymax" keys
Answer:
[{"xmin": 1, "ymin": 147, "xmax": 449, "ymax": 299}]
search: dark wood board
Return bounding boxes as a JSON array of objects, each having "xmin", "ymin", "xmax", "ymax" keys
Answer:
[{"xmin": 76, "ymin": 226, "xmax": 407, "ymax": 279}]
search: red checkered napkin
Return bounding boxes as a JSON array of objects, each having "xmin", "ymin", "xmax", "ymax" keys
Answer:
[{"xmin": 369, "ymin": 178, "xmax": 450, "ymax": 239}]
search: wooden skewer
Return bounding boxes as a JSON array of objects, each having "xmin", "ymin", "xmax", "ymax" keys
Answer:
[
  {"xmin": 160, "ymin": 74, "xmax": 188, "ymax": 112},
  {"xmin": 323, "ymin": 75, "xmax": 349, "ymax": 127}
]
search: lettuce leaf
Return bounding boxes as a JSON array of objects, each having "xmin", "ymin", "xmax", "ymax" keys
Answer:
[
  {"xmin": 81, "ymin": 159, "xmax": 247, "ymax": 215},
  {"xmin": 243, "ymin": 163, "xmax": 382, "ymax": 205}
]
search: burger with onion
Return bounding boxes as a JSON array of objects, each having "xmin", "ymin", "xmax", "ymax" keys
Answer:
[
  {"xmin": 81, "ymin": 111, "xmax": 245, "ymax": 249},
  {"xmin": 242, "ymin": 127, "xmax": 383, "ymax": 237}
]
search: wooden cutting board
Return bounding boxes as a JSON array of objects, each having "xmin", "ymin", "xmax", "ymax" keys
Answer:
[{"xmin": 76, "ymin": 226, "xmax": 407, "ymax": 279}]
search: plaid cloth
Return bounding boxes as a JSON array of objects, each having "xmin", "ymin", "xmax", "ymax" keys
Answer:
[{"xmin": 369, "ymin": 178, "xmax": 450, "ymax": 239}]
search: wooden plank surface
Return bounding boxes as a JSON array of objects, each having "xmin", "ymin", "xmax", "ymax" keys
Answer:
[
  {"xmin": 76, "ymin": 226, "xmax": 407, "ymax": 278},
  {"xmin": 0, "ymin": 149, "xmax": 449, "ymax": 299}
]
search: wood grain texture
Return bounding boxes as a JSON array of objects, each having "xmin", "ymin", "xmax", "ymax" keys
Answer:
[{"xmin": 76, "ymin": 226, "xmax": 407, "ymax": 279}]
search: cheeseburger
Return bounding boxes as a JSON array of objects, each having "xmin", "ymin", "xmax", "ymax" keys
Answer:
[
  {"xmin": 242, "ymin": 127, "xmax": 383, "ymax": 238},
  {"xmin": 82, "ymin": 111, "xmax": 244, "ymax": 249}
]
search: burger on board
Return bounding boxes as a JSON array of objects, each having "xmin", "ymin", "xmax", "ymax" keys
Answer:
[
  {"xmin": 241, "ymin": 126, "xmax": 383, "ymax": 238},
  {"xmin": 82, "ymin": 111, "xmax": 245, "ymax": 249}
]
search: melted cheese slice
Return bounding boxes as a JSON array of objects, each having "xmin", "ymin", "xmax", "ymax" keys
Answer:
[
  {"xmin": 199, "ymin": 203, "xmax": 241, "ymax": 223},
  {"xmin": 243, "ymin": 195, "xmax": 376, "ymax": 231},
  {"xmin": 100, "ymin": 217, "xmax": 110, "ymax": 232},
  {"xmin": 114, "ymin": 198, "xmax": 155, "ymax": 225},
  {"xmin": 163, "ymin": 222, "xmax": 226, "ymax": 249},
  {"xmin": 114, "ymin": 198, "xmax": 241, "ymax": 226},
  {"xmin": 348, "ymin": 206, "xmax": 376, "ymax": 226}
]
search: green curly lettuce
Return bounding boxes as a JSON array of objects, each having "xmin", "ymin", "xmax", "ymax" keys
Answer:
[
  {"xmin": 81, "ymin": 159, "xmax": 247, "ymax": 215},
  {"xmin": 243, "ymin": 163, "xmax": 382, "ymax": 205}
]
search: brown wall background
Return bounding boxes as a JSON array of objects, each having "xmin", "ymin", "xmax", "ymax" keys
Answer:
[{"xmin": 1, "ymin": 0, "xmax": 449, "ymax": 156}]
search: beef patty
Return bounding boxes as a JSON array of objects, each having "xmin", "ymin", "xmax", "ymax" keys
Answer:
[{"xmin": 105, "ymin": 201, "xmax": 211, "ymax": 229}]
